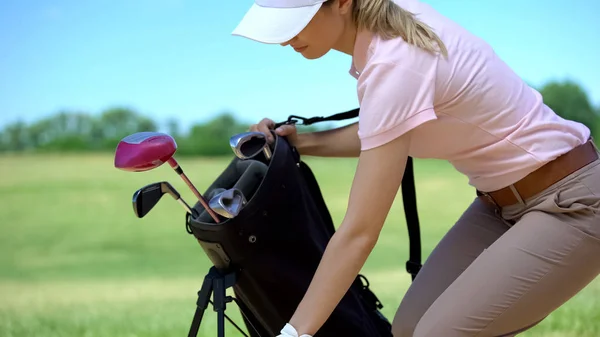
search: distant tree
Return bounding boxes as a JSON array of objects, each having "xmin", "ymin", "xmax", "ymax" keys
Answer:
[
  {"xmin": 0, "ymin": 130, "xmax": 5, "ymax": 152},
  {"xmin": 2, "ymin": 120, "xmax": 30, "ymax": 151},
  {"xmin": 30, "ymin": 111, "xmax": 97, "ymax": 152},
  {"xmin": 596, "ymin": 106, "xmax": 600, "ymax": 140},
  {"xmin": 98, "ymin": 107, "xmax": 158, "ymax": 150},
  {"xmin": 540, "ymin": 80, "xmax": 598, "ymax": 135},
  {"xmin": 166, "ymin": 118, "xmax": 181, "ymax": 139},
  {"xmin": 99, "ymin": 107, "xmax": 157, "ymax": 138},
  {"xmin": 177, "ymin": 112, "xmax": 248, "ymax": 157}
]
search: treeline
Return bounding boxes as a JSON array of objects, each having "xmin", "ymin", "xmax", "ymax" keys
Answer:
[
  {"xmin": 0, "ymin": 108, "xmax": 327, "ymax": 157},
  {"xmin": 0, "ymin": 79, "xmax": 598, "ymax": 157}
]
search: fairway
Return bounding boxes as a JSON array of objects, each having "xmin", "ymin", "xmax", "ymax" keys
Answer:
[{"xmin": 1, "ymin": 153, "xmax": 598, "ymax": 337}]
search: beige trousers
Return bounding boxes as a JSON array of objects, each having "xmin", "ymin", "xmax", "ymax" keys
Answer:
[{"xmin": 391, "ymin": 153, "xmax": 600, "ymax": 336}]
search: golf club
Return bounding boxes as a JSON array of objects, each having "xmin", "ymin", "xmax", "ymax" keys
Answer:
[
  {"xmin": 229, "ymin": 131, "xmax": 272, "ymax": 161},
  {"xmin": 208, "ymin": 187, "xmax": 247, "ymax": 219},
  {"xmin": 114, "ymin": 131, "xmax": 221, "ymax": 223},
  {"xmin": 132, "ymin": 181, "xmax": 197, "ymax": 218}
]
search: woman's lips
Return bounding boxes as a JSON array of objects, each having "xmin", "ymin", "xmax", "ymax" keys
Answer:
[{"xmin": 293, "ymin": 45, "xmax": 308, "ymax": 52}]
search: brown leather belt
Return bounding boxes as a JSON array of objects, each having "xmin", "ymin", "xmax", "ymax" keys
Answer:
[{"xmin": 477, "ymin": 139, "xmax": 599, "ymax": 208}]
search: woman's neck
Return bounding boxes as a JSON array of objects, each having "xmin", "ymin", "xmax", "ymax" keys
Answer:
[{"xmin": 334, "ymin": 20, "xmax": 358, "ymax": 55}]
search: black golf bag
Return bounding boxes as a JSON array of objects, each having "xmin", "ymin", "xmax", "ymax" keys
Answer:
[{"xmin": 184, "ymin": 109, "xmax": 422, "ymax": 337}]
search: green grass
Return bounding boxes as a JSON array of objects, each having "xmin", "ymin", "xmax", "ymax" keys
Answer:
[{"xmin": 0, "ymin": 153, "xmax": 598, "ymax": 337}]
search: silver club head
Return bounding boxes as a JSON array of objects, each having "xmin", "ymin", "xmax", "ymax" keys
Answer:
[
  {"xmin": 229, "ymin": 131, "xmax": 272, "ymax": 161},
  {"xmin": 208, "ymin": 188, "xmax": 247, "ymax": 219},
  {"xmin": 132, "ymin": 181, "xmax": 196, "ymax": 218}
]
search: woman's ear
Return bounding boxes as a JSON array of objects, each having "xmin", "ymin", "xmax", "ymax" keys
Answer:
[
  {"xmin": 337, "ymin": 0, "xmax": 354, "ymax": 15},
  {"xmin": 324, "ymin": 0, "xmax": 353, "ymax": 13}
]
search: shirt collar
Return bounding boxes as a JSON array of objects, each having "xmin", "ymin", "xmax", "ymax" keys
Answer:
[{"xmin": 349, "ymin": 30, "xmax": 374, "ymax": 79}]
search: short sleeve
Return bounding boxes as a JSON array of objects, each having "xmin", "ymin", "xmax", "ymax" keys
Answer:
[{"xmin": 357, "ymin": 61, "xmax": 438, "ymax": 151}]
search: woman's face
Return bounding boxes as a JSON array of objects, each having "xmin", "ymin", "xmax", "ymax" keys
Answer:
[{"xmin": 280, "ymin": 0, "xmax": 353, "ymax": 60}]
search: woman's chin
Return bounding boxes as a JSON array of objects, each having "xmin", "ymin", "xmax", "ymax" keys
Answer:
[{"xmin": 298, "ymin": 47, "xmax": 330, "ymax": 60}]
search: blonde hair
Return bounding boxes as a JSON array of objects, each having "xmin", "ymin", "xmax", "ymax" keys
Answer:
[{"xmin": 345, "ymin": 0, "xmax": 448, "ymax": 58}]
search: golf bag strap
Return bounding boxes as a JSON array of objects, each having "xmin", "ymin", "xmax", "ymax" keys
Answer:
[
  {"xmin": 401, "ymin": 156, "xmax": 422, "ymax": 281},
  {"xmin": 276, "ymin": 109, "xmax": 423, "ymax": 281},
  {"xmin": 274, "ymin": 108, "xmax": 360, "ymax": 128}
]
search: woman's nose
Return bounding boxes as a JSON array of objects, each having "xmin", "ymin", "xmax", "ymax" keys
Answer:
[{"xmin": 280, "ymin": 37, "xmax": 297, "ymax": 47}]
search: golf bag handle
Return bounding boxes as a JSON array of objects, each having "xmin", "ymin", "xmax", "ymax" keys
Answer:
[
  {"xmin": 275, "ymin": 108, "xmax": 422, "ymax": 281},
  {"xmin": 274, "ymin": 108, "xmax": 362, "ymax": 128}
]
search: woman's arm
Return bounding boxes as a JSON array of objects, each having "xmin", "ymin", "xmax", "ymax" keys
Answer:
[
  {"xmin": 286, "ymin": 131, "xmax": 412, "ymax": 336},
  {"xmin": 249, "ymin": 118, "xmax": 361, "ymax": 158},
  {"xmin": 278, "ymin": 46, "xmax": 439, "ymax": 337},
  {"xmin": 286, "ymin": 122, "xmax": 361, "ymax": 158}
]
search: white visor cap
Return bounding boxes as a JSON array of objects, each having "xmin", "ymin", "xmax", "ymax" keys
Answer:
[{"xmin": 232, "ymin": 0, "xmax": 327, "ymax": 44}]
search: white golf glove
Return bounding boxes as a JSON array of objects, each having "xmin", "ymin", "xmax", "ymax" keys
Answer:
[{"xmin": 276, "ymin": 323, "xmax": 313, "ymax": 337}]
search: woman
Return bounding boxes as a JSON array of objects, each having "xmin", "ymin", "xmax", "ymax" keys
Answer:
[{"xmin": 232, "ymin": 0, "xmax": 600, "ymax": 336}]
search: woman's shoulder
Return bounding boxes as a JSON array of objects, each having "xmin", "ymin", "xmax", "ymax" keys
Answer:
[{"xmin": 363, "ymin": 0, "xmax": 496, "ymax": 67}]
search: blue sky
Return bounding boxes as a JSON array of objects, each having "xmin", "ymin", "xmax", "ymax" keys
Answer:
[{"xmin": 1, "ymin": 0, "xmax": 598, "ymax": 131}]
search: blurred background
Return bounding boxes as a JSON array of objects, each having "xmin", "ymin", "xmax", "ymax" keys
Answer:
[{"xmin": 1, "ymin": 1, "xmax": 599, "ymax": 337}]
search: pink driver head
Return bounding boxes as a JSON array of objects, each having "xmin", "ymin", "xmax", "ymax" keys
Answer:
[{"xmin": 114, "ymin": 132, "xmax": 177, "ymax": 172}]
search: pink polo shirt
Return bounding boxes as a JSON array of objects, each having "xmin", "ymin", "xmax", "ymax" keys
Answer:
[{"xmin": 352, "ymin": 0, "xmax": 590, "ymax": 192}]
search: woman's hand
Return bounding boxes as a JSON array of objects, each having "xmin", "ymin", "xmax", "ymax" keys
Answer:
[
  {"xmin": 249, "ymin": 118, "xmax": 298, "ymax": 146},
  {"xmin": 249, "ymin": 117, "xmax": 361, "ymax": 158}
]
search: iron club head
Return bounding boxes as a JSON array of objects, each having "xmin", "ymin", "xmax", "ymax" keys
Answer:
[
  {"xmin": 208, "ymin": 188, "xmax": 247, "ymax": 219},
  {"xmin": 229, "ymin": 131, "xmax": 272, "ymax": 161},
  {"xmin": 132, "ymin": 181, "xmax": 196, "ymax": 218}
]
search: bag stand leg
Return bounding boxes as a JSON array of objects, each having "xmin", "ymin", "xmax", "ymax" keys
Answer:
[{"xmin": 188, "ymin": 266, "xmax": 249, "ymax": 337}]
